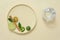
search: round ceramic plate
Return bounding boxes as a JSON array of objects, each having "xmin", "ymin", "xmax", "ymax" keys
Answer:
[{"xmin": 7, "ymin": 4, "xmax": 37, "ymax": 34}]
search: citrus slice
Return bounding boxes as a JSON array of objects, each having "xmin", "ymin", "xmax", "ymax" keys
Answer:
[{"xmin": 8, "ymin": 22, "xmax": 16, "ymax": 31}]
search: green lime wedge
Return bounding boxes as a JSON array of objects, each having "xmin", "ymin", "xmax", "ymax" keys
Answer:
[{"xmin": 8, "ymin": 22, "xmax": 16, "ymax": 31}]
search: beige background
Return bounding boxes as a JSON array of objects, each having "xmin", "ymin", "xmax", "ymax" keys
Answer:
[{"xmin": 0, "ymin": 0, "xmax": 60, "ymax": 40}]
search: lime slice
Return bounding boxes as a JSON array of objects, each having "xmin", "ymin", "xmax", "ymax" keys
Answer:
[
  {"xmin": 26, "ymin": 26, "xmax": 31, "ymax": 31},
  {"xmin": 8, "ymin": 22, "xmax": 16, "ymax": 31}
]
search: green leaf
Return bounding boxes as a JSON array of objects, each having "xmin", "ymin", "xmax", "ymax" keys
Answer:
[
  {"xmin": 8, "ymin": 18, "xmax": 13, "ymax": 22},
  {"xmin": 18, "ymin": 22, "xmax": 22, "ymax": 29}
]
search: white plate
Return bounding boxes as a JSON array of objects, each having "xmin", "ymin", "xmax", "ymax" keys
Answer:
[{"xmin": 7, "ymin": 4, "xmax": 37, "ymax": 35}]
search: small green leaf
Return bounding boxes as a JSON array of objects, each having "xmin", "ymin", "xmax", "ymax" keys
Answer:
[
  {"xmin": 18, "ymin": 22, "xmax": 22, "ymax": 29},
  {"xmin": 8, "ymin": 18, "xmax": 13, "ymax": 22}
]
